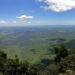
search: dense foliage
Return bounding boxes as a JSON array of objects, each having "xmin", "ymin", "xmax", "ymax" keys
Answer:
[
  {"xmin": 0, "ymin": 44, "xmax": 75, "ymax": 75},
  {"xmin": 37, "ymin": 45, "xmax": 75, "ymax": 75},
  {"xmin": 53, "ymin": 45, "xmax": 75, "ymax": 75},
  {"xmin": 0, "ymin": 50, "xmax": 38, "ymax": 75}
]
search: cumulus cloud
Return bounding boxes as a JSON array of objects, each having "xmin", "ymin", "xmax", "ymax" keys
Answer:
[
  {"xmin": 0, "ymin": 20, "xmax": 7, "ymax": 24},
  {"xmin": 16, "ymin": 15, "xmax": 34, "ymax": 19},
  {"xmin": 27, "ymin": 22, "xmax": 31, "ymax": 24},
  {"xmin": 12, "ymin": 20, "xmax": 32, "ymax": 25},
  {"xmin": 37, "ymin": 0, "xmax": 75, "ymax": 12}
]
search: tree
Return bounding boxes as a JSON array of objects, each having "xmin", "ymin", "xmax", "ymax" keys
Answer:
[
  {"xmin": 54, "ymin": 45, "xmax": 68, "ymax": 63},
  {"xmin": 54, "ymin": 45, "xmax": 69, "ymax": 73},
  {"xmin": 0, "ymin": 50, "xmax": 7, "ymax": 73}
]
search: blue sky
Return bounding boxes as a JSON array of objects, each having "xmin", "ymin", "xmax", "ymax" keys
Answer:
[{"xmin": 0, "ymin": 0, "xmax": 75, "ymax": 26}]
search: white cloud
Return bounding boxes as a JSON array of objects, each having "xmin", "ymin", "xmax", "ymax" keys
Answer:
[
  {"xmin": 16, "ymin": 15, "xmax": 34, "ymax": 19},
  {"xmin": 37, "ymin": 0, "xmax": 75, "ymax": 12},
  {"xmin": 12, "ymin": 20, "xmax": 26, "ymax": 25},
  {"xmin": 12, "ymin": 21, "xmax": 18, "ymax": 24},
  {"xmin": 27, "ymin": 22, "xmax": 31, "ymax": 24},
  {"xmin": 0, "ymin": 20, "xmax": 7, "ymax": 24},
  {"xmin": 12, "ymin": 20, "xmax": 33, "ymax": 25}
]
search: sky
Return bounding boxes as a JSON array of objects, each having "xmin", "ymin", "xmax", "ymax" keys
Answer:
[{"xmin": 0, "ymin": 0, "xmax": 75, "ymax": 26}]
